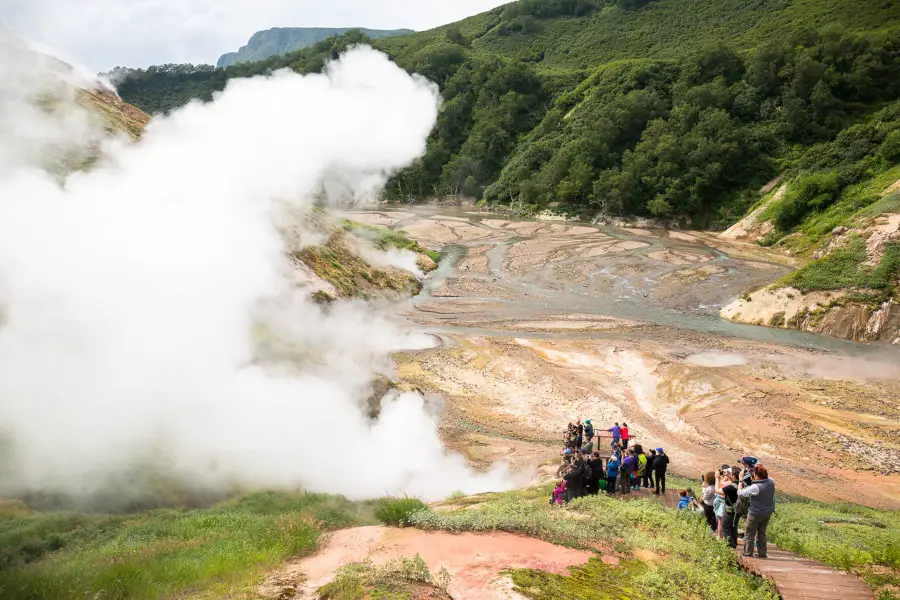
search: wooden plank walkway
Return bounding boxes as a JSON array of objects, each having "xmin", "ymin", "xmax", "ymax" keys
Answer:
[
  {"xmin": 610, "ymin": 486, "xmax": 875, "ymax": 600},
  {"xmin": 738, "ymin": 548, "xmax": 874, "ymax": 600}
]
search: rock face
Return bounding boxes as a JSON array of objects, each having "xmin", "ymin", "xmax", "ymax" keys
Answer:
[
  {"xmin": 216, "ymin": 27, "xmax": 414, "ymax": 67},
  {"xmin": 722, "ymin": 288, "xmax": 900, "ymax": 343},
  {"xmin": 719, "ymin": 181, "xmax": 784, "ymax": 243}
]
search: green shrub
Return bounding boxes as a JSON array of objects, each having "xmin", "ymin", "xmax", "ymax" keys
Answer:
[
  {"xmin": 374, "ymin": 497, "xmax": 428, "ymax": 527},
  {"xmin": 770, "ymin": 171, "xmax": 844, "ymax": 232}
]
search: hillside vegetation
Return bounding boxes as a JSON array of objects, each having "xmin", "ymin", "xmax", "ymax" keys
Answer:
[
  {"xmin": 113, "ymin": 0, "xmax": 900, "ymax": 342},
  {"xmin": 115, "ymin": 0, "xmax": 900, "ymax": 222}
]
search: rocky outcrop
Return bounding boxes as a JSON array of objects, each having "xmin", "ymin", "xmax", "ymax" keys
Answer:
[
  {"xmin": 719, "ymin": 181, "xmax": 784, "ymax": 243},
  {"xmin": 722, "ymin": 288, "xmax": 900, "ymax": 343}
]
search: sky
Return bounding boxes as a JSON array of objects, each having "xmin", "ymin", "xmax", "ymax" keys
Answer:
[{"xmin": 0, "ymin": 0, "xmax": 507, "ymax": 72}]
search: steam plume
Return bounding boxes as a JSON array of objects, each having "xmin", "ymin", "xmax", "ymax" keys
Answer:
[{"xmin": 0, "ymin": 44, "xmax": 510, "ymax": 507}]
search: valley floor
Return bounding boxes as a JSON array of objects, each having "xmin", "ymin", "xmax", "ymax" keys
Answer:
[{"xmin": 351, "ymin": 206, "xmax": 900, "ymax": 509}]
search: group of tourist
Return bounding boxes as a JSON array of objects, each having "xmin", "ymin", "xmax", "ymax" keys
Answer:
[
  {"xmin": 554, "ymin": 421, "xmax": 776, "ymax": 559},
  {"xmin": 677, "ymin": 456, "xmax": 776, "ymax": 559},
  {"xmin": 554, "ymin": 419, "xmax": 669, "ymax": 503}
]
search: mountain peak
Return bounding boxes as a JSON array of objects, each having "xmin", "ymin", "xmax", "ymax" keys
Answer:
[{"xmin": 216, "ymin": 27, "xmax": 414, "ymax": 67}]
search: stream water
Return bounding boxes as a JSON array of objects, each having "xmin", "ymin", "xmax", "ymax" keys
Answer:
[{"xmin": 372, "ymin": 205, "xmax": 899, "ymax": 357}]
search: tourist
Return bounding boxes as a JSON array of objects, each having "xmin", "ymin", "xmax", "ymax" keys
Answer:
[
  {"xmin": 564, "ymin": 458, "xmax": 586, "ymax": 501},
  {"xmin": 606, "ymin": 453, "xmax": 620, "ymax": 495},
  {"xmin": 701, "ymin": 471, "xmax": 717, "ymax": 532},
  {"xmin": 588, "ymin": 452, "xmax": 604, "ymax": 495},
  {"xmin": 607, "ymin": 422, "xmax": 622, "ymax": 449},
  {"xmin": 575, "ymin": 419, "xmax": 584, "ymax": 448},
  {"xmin": 581, "ymin": 437, "xmax": 594, "ymax": 454},
  {"xmin": 643, "ymin": 449, "xmax": 657, "ymax": 488},
  {"xmin": 552, "ymin": 480, "xmax": 566, "ymax": 505},
  {"xmin": 584, "ymin": 419, "xmax": 594, "ymax": 444},
  {"xmin": 653, "ymin": 448, "xmax": 669, "ymax": 495},
  {"xmin": 739, "ymin": 465, "xmax": 776, "ymax": 559},
  {"xmin": 677, "ymin": 489, "xmax": 691, "ymax": 510},
  {"xmin": 633, "ymin": 445, "xmax": 646, "ymax": 491},
  {"xmin": 720, "ymin": 467, "xmax": 740, "ymax": 548},
  {"xmin": 619, "ymin": 448, "xmax": 636, "ymax": 494},
  {"xmin": 621, "ymin": 422, "xmax": 630, "ymax": 449},
  {"xmin": 734, "ymin": 456, "xmax": 758, "ymax": 535},
  {"xmin": 713, "ymin": 466, "xmax": 729, "ymax": 538}
]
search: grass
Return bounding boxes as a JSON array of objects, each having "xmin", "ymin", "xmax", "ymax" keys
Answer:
[
  {"xmin": 780, "ymin": 238, "xmax": 900, "ymax": 293},
  {"xmin": 0, "ymin": 491, "xmax": 378, "ymax": 600},
  {"xmin": 408, "ymin": 486, "xmax": 777, "ymax": 600},
  {"xmin": 768, "ymin": 164, "xmax": 900, "ymax": 256},
  {"xmin": 293, "ymin": 231, "xmax": 422, "ymax": 299},
  {"xmin": 342, "ymin": 219, "xmax": 442, "ymax": 264},
  {"xmin": 317, "ymin": 555, "xmax": 451, "ymax": 600},
  {"xmin": 374, "ymin": 497, "xmax": 428, "ymax": 527}
]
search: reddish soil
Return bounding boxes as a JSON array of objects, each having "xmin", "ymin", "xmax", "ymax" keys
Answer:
[{"xmin": 258, "ymin": 526, "xmax": 592, "ymax": 599}]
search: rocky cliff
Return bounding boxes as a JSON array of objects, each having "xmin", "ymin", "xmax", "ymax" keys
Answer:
[{"xmin": 216, "ymin": 27, "xmax": 414, "ymax": 67}]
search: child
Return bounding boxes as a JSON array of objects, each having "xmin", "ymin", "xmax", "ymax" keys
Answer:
[
  {"xmin": 552, "ymin": 480, "xmax": 566, "ymax": 505},
  {"xmin": 677, "ymin": 489, "xmax": 691, "ymax": 510}
]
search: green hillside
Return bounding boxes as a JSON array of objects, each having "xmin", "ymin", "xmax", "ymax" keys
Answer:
[
  {"xmin": 115, "ymin": 0, "xmax": 900, "ymax": 231},
  {"xmin": 216, "ymin": 27, "xmax": 414, "ymax": 67}
]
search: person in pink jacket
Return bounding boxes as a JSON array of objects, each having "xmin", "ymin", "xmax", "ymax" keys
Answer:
[{"xmin": 552, "ymin": 480, "xmax": 567, "ymax": 505}]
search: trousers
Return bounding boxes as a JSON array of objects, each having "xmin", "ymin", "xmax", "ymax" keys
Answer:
[{"xmin": 743, "ymin": 512, "xmax": 772, "ymax": 558}]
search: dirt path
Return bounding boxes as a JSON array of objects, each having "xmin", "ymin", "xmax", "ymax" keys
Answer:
[{"xmin": 257, "ymin": 526, "xmax": 593, "ymax": 599}]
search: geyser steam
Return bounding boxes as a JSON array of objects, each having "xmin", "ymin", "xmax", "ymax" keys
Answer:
[{"xmin": 0, "ymin": 45, "xmax": 510, "ymax": 505}]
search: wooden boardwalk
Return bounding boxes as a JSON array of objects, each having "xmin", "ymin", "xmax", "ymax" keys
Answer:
[
  {"xmin": 738, "ymin": 548, "xmax": 874, "ymax": 600},
  {"xmin": 612, "ymin": 486, "xmax": 875, "ymax": 600}
]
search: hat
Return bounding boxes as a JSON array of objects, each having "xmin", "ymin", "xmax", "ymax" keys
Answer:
[
  {"xmin": 739, "ymin": 456, "xmax": 758, "ymax": 467},
  {"xmin": 656, "ymin": 448, "xmax": 664, "ymax": 453},
  {"xmin": 585, "ymin": 419, "xmax": 591, "ymax": 423}
]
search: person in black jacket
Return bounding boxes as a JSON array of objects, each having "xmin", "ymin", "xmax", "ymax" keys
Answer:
[
  {"xmin": 643, "ymin": 449, "xmax": 657, "ymax": 488},
  {"xmin": 653, "ymin": 447, "xmax": 669, "ymax": 495},
  {"xmin": 564, "ymin": 460, "xmax": 585, "ymax": 501},
  {"xmin": 587, "ymin": 452, "xmax": 604, "ymax": 495}
]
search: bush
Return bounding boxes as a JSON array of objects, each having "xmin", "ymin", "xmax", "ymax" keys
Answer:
[
  {"xmin": 770, "ymin": 171, "xmax": 844, "ymax": 231},
  {"xmin": 374, "ymin": 497, "xmax": 428, "ymax": 527}
]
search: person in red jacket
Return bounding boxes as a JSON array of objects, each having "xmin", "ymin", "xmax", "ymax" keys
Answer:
[{"xmin": 621, "ymin": 423, "xmax": 630, "ymax": 449}]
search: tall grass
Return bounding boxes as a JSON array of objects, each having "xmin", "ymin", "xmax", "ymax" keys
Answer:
[{"xmin": 0, "ymin": 491, "xmax": 377, "ymax": 600}]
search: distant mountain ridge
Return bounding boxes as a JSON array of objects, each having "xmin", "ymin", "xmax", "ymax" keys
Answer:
[{"xmin": 216, "ymin": 27, "xmax": 414, "ymax": 67}]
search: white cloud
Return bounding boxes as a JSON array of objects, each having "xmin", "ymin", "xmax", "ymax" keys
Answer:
[{"xmin": 0, "ymin": 0, "xmax": 508, "ymax": 71}]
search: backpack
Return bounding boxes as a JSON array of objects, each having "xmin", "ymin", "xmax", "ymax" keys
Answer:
[
  {"xmin": 582, "ymin": 463, "xmax": 593, "ymax": 480},
  {"xmin": 637, "ymin": 454, "xmax": 647, "ymax": 475}
]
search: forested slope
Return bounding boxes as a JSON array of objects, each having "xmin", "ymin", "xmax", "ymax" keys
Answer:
[{"xmin": 115, "ymin": 0, "xmax": 900, "ymax": 223}]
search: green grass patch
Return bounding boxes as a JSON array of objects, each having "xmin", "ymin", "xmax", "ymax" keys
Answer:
[
  {"xmin": 318, "ymin": 555, "xmax": 451, "ymax": 600},
  {"xmin": 0, "ymin": 491, "xmax": 377, "ymax": 600},
  {"xmin": 374, "ymin": 497, "xmax": 428, "ymax": 527},
  {"xmin": 341, "ymin": 219, "xmax": 440, "ymax": 263},
  {"xmin": 780, "ymin": 238, "xmax": 900, "ymax": 293},
  {"xmin": 408, "ymin": 486, "xmax": 776, "ymax": 600},
  {"xmin": 293, "ymin": 232, "xmax": 422, "ymax": 298}
]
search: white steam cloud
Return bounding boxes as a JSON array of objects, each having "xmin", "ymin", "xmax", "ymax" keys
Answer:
[{"xmin": 0, "ymin": 43, "xmax": 511, "ymax": 505}]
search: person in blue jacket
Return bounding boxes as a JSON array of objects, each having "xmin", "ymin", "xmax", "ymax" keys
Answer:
[{"xmin": 606, "ymin": 453, "xmax": 620, "ymax": 495}]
